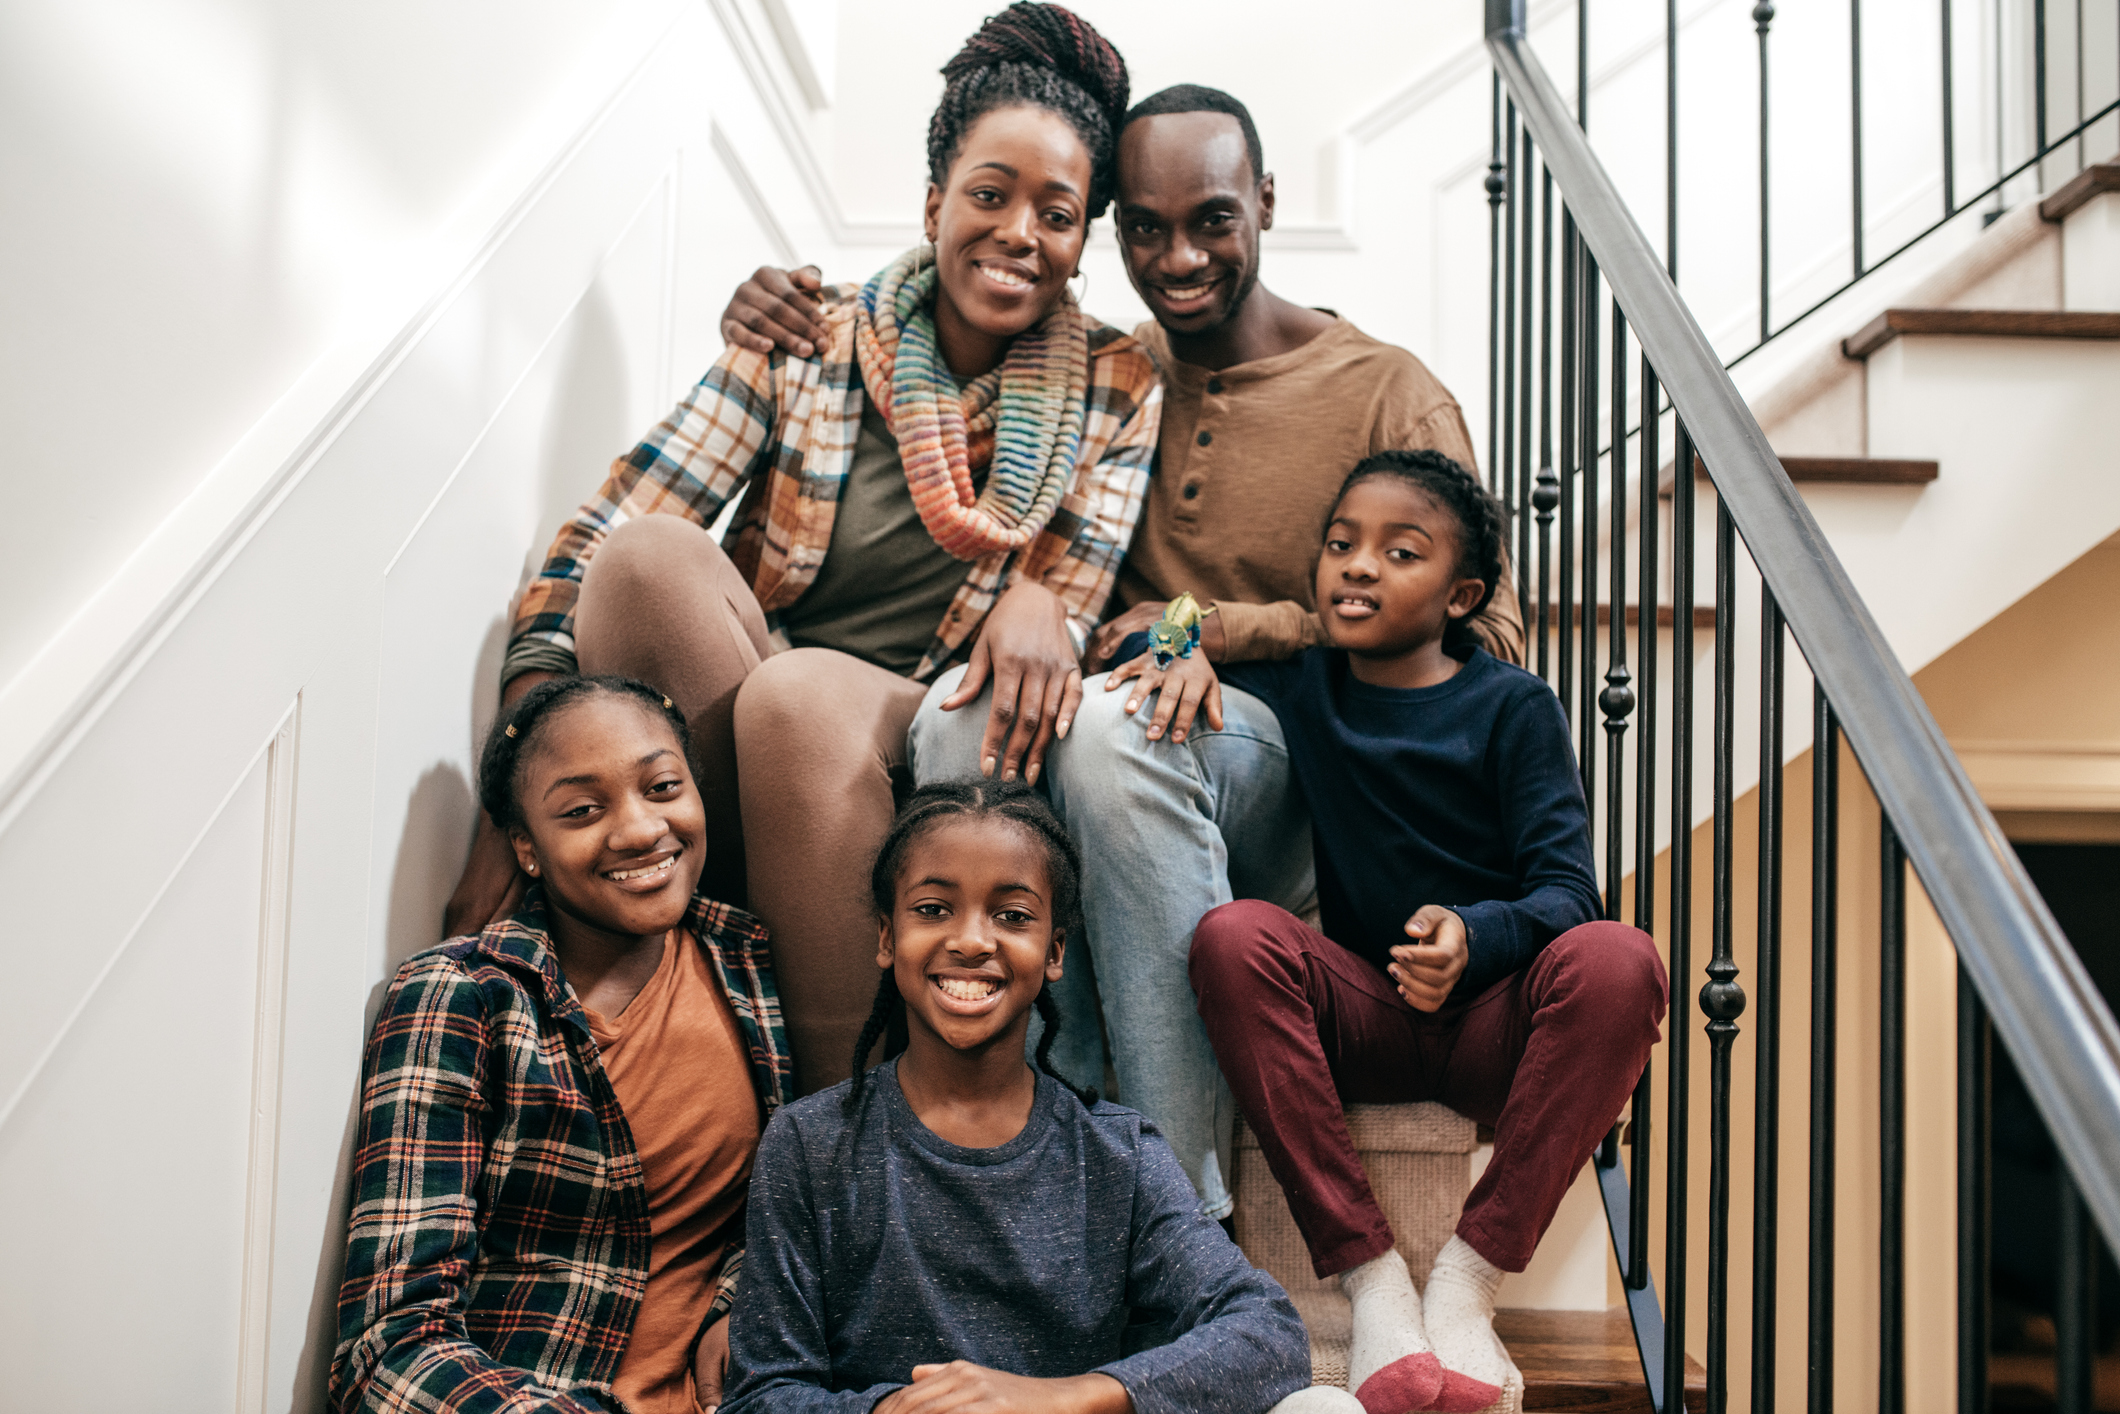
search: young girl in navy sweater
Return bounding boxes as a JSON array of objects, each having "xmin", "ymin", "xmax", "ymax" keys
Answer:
[
  {"xmin": 721, "ymin": 780, "xmax": 1339, "ymax": 1414},
  {"xmin": 1182, "ymin": 451, "xmax": 1668, "ymax": 1414}
]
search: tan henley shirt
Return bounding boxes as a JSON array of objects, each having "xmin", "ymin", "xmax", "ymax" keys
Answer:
[{"xmin": 1117, "ymin": 315, "xmax": 1524, "ymax": 665}]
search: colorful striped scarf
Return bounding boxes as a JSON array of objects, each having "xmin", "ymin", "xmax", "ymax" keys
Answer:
[{"xmin": 853, "ymin": 247, "xmax": 1089, "ymax": 561}]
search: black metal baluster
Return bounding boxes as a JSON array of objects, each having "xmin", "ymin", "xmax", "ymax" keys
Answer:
[
  {"xmin": 1668, "ymin": 0, "xmax": 1679, "ymax": 274},
  {"xmin": 1630, "ymin": 351, "xmax": 1659, "ymax": 1292},
  {"xmin": 1850, "ymin": 0, "xmax": 1865, "ymax": 277},
  {"xmin": 1604, "ymin": 304, "xmax": 1632, "ymax": 925},
  {"xmin": 1488, "ymin": 77, "xmax": 1505, "ymax": 496},
  {"xmin": 1520, "ymin": 124, "xmax": 1538, "ymax": 635},
  {"xmin": 2058, "ymin": 1174, "xmax": 2096, "ymax": 1414},
  {"xmin": 1957, "ymin": 960, "xmax": 1990, "ymax": 1414},
  {"xmin": 1756, "ymin": 2, "xmax": 1774, "ymax": 344},
  {"xmin": 1880, "ymin": 821, "xmax": 1905, "ymax": 1414},
  {"xmin": 1941, "ymin": 0, "xmax": 1957, "ymax": 215},
  {"xmin": 1559, "ymin": 214, "xmax": 1579, "ymax": 726},
  {"xmin": 2035, "ymin": 0, "xmax": 2050, "ymax": 156},
  {"xmin": 1580, "ymin": 257, "xmax": 1602, "ymax": 806},
  {"xmin": 1752, "ymin": 593, "xmax": 1786, "ymax": 1414},
  {"xmin": 1503, "ymin": 102, "xmax": 1519, "ymax": 505},
  {"xmin": 1810, "ymin": 689, "xmax": 1839, "ymax": 1414},
  {"xmin": 1537, "ymin": 168, "xmax": 1558, "ymax": 685},
  {"xmin": 1704, "ymin": 500, "xmax": 1747, "ymax": 1414},
  {"xmin": 1666, "ymin": 419, "xmax": 1698, "ymax": 1413}
]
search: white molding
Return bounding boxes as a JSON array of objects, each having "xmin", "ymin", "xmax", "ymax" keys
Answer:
[
  {"xmin": 235, "ymin": 700, "xmax": 300, "ymax": 1414},
  {"xmin": 762, "ymin": 0, "xmax": 832, "ymax": 110},
  {"xmin": 0, "ymin": 5, "xmax": 690, "ymax": 830},
  {"xmin": 711, "ymin": 122, "xmax": 800, "ymax": 266}
]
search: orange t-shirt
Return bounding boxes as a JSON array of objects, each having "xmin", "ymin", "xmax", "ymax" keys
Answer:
[{"xmin": 587, "ymin": 931, "xmax": 764, "ymax": 1414}]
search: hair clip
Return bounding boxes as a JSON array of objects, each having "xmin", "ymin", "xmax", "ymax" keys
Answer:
[
  {"xmin": 663, "ymin": 696, "xmax": 673, "ymax": 709},
  {"xmin": 504, "ymin": 724, "xmax": 517, "ymax": 738}
]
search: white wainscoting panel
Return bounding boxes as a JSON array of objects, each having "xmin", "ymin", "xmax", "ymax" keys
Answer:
[{"xmin": 0, "ymin": 4, "xmax": 833, "ymax": 1406}]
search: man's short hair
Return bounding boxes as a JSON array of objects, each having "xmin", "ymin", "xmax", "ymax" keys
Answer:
[{"xmin": 1119, "ymin": 84, "xmax": 1264, "ymax": 184}]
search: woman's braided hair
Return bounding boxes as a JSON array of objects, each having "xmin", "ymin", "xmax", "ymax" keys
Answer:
[
  {"xmin": 927, "ymin": 3, "xmax": 1130, "ymax": 219},
  {"xmin": 1328, "ymin": 449, "xmax": 1508, "ymax": 655},
  {"xmin": 477, "ymin": 675, "xmax": 692, "ymax": 834},
  {"xmin": 847, "ymin": 778, "xmax": 1096, "ymax": 1111}
]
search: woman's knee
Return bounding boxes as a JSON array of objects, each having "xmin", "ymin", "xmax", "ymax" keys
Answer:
[
  {"xmin": 584, "ymin": 514, "xmax": 728, "ymax": 602},
  {"xmin": 735, "ymin": 649, "xmax": 865, "ymax": 744}
]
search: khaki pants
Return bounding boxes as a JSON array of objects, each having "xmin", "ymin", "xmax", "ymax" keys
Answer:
[{"xmin": 577, "ymin": 515, "xmax": 926, "ymax": 1096}]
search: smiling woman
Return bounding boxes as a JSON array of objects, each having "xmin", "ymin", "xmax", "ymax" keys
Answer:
[
  {"xmin": 333, "ymin": 676, "xmax": 791, "ymax": 1414},
  {"xmin": 445, "ymin": 3, "xmax": 1163, "ymax": 1105}
]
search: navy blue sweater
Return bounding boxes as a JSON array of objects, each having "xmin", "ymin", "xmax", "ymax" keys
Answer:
[
  {"xmin": 1225, "ymin": 646, "xmax": 1601, "ymax": 999},
  {"xmin": 722, "ymin": 1062, "xmax": 1309, "ymax": 1414}
]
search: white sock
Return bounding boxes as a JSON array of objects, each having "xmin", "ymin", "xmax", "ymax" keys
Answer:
[
  {"xmin": 1269, "ymin": 1386, "xmax": 1368, "ymax": 1413},
  {"xmin": 1338, "ymin": 1249, "xmax": 1443, "ymax": 1414},
  {"xmin": 1420, "ymin": 1235, "xmax": 1510, "ymax": 1412}
]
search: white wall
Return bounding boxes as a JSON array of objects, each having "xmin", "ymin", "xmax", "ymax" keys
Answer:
[{"xmin": 0, "ymin": 1, "xmax": 848, "ymax": 1405}]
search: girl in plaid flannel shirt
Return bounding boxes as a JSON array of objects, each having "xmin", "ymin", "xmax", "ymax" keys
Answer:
[{"xmin": 334, "ymin": 677, "xmax": 793, "ymax": 1414}]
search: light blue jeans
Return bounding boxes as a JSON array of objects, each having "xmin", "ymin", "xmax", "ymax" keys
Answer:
[{"xmin": 907, "ymin": 667, "xmax": 1316, "ymax": 1218}]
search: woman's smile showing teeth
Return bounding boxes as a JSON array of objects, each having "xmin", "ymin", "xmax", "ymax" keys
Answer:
[
  {"xmin": 975, "ymin": 261, "xmax": 1035, "ymax": 290},
  {"xmin": 603, "ymin": 849, "xmax": 680, "ymax": 887}
]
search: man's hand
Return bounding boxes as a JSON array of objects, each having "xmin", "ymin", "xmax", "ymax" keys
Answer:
[
  {"xmin": 1104, "ymin": 651, "xmax": 1223, "ymax": 745},
  {"xmin": 692, "ymin": 1315, "xmax": 731, "ymax": 1413},
  {"xmin": 440, "ymin": 669, "xmax": 559, "ymax": 938},
  {"xmin": 1389, "ymin": 905, "xmax": 1470, "ymax": 1012},
  {"xmin": 938, "ymin": 581, "xmax": 1083, "ymax": 786},
  {"xmin": 1084, "ymin": 600, "xmax": 1225, "ymax": 671},
  {"xmin": 720, "ymin": 265, "xmax": 829, "ymax": 358},
  {"xmin": 874, "ymin": 1362, "xmax": 1132, "ymax": 1414}
]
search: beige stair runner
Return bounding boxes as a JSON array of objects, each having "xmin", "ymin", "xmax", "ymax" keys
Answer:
[{"xmin": 1234, "ymin": 1104, "xmax": 1524, "ymax": 1414}]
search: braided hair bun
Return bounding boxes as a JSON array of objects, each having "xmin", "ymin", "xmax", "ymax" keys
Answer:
[{"xmin": 928, "ymin": 3, "xmax": 1130, "ymax": 218}]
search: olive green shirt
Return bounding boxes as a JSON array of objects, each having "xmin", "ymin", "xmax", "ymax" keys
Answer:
[{"xmin": 779, "ymin": 400, "xmax": 981, "ymax": 674}]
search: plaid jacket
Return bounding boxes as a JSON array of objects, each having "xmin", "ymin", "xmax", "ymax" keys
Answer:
[
  {"xmin": 505, "ymin": 289, "xmax": 1161, "ymax": 686},
  {"xmin": 331, "ymin": 888, "xmax": 790, "ymax": 1414}
]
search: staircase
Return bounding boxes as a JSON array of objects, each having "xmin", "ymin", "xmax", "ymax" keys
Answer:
[{"xmin": 1232, "ymin": 1110, "xmax": 1708, "ymax": 1412}]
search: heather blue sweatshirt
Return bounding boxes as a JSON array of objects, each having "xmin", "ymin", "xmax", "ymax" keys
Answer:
[
  {"xmin": 721, "ymin": 1062, "xmax": 1309, "ymax": 1414},
  {"xmin": 1225, "ymin": 645, "xmax": 1601, "ymax": 999}
]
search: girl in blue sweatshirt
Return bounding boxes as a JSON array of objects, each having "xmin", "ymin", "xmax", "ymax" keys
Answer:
[{"xmin": 722, "ymin": 780, "xmax": 1341, "ymax": 1414}]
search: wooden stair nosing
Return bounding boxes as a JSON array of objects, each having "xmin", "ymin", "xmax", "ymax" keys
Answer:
[
  {"xmin": 1843, "ymin": 307, "xmax": 2120, "ymax": 358},
  {"xmin": 1498, "ymin": 1308, "xmax": 1707, "ymax": 1413},
  {"xmin": 1681, "ymin": 452, "xmax": 1938, "ymax": 486},
  {"xmin": 2040, "ymin": 162, "xmax": 2120, "ymax": 223}
]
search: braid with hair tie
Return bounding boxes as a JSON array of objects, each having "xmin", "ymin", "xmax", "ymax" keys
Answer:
[
  {"xmin": 927, "ymin": 3, "xmax": 1129, "ymax": 219},
  {"xmin": 846, "ymin": 777, "xmax": 1097, "ymax": 1111}
]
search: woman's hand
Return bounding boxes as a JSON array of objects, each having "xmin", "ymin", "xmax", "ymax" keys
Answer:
[
  {"xmin": 720, "ymin": 265, "xmax": 829, "ymax": 359},
  {"xmin": 874, "ymin": 1363, "xmax": 1132, "ymax": 1414},
  {"xmin": 939, "ymin": 581, "xmax": 1083, "ymax": 786},
  {"xmin": 1389, "ymin": 906, "xmax": 1470, "ymax": 1012},
  {"xmin": 1104, "ymin": 652, "xmax": 1223, "ymax": 745},
  {"xmin": 692, "ymin": 1315, "xmax": 731, "ymax": 1413},
  {"xmin": 1084, "ymin": 600, "xmax": 1224, "ymax": 671}
]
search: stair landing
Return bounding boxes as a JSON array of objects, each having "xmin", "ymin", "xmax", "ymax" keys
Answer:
[{"xmin": 1495, "ymin": 1309, "xmax": 1706, "ymax": 1412}]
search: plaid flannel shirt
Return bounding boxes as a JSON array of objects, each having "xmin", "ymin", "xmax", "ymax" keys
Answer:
[
  {"xmin": 331, "ymin": 888, "xmax": 790, "ymax": 1414},
  {"xmin": 505, "ymin": 288, "xmax": 1161, "ymax": 686}
]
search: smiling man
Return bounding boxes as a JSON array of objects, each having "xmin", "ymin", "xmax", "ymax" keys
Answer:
[{"xmin": 721, "ymin": 86, "xmax": 1521, "ymax": 1223}]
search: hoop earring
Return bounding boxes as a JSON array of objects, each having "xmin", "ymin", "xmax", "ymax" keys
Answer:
[
  {"xmin": 918, "ymin": 238, "xmax": 936, "ymax": 272},
  {"xmin": 1069, "ymin": 267, "xmax": 1089, "ymax": 304}
]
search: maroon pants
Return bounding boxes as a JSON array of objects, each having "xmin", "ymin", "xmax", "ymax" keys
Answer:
[{"xmin": 1190, "ymin": 900, "xmax": 1667, "ymax": 1276}]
